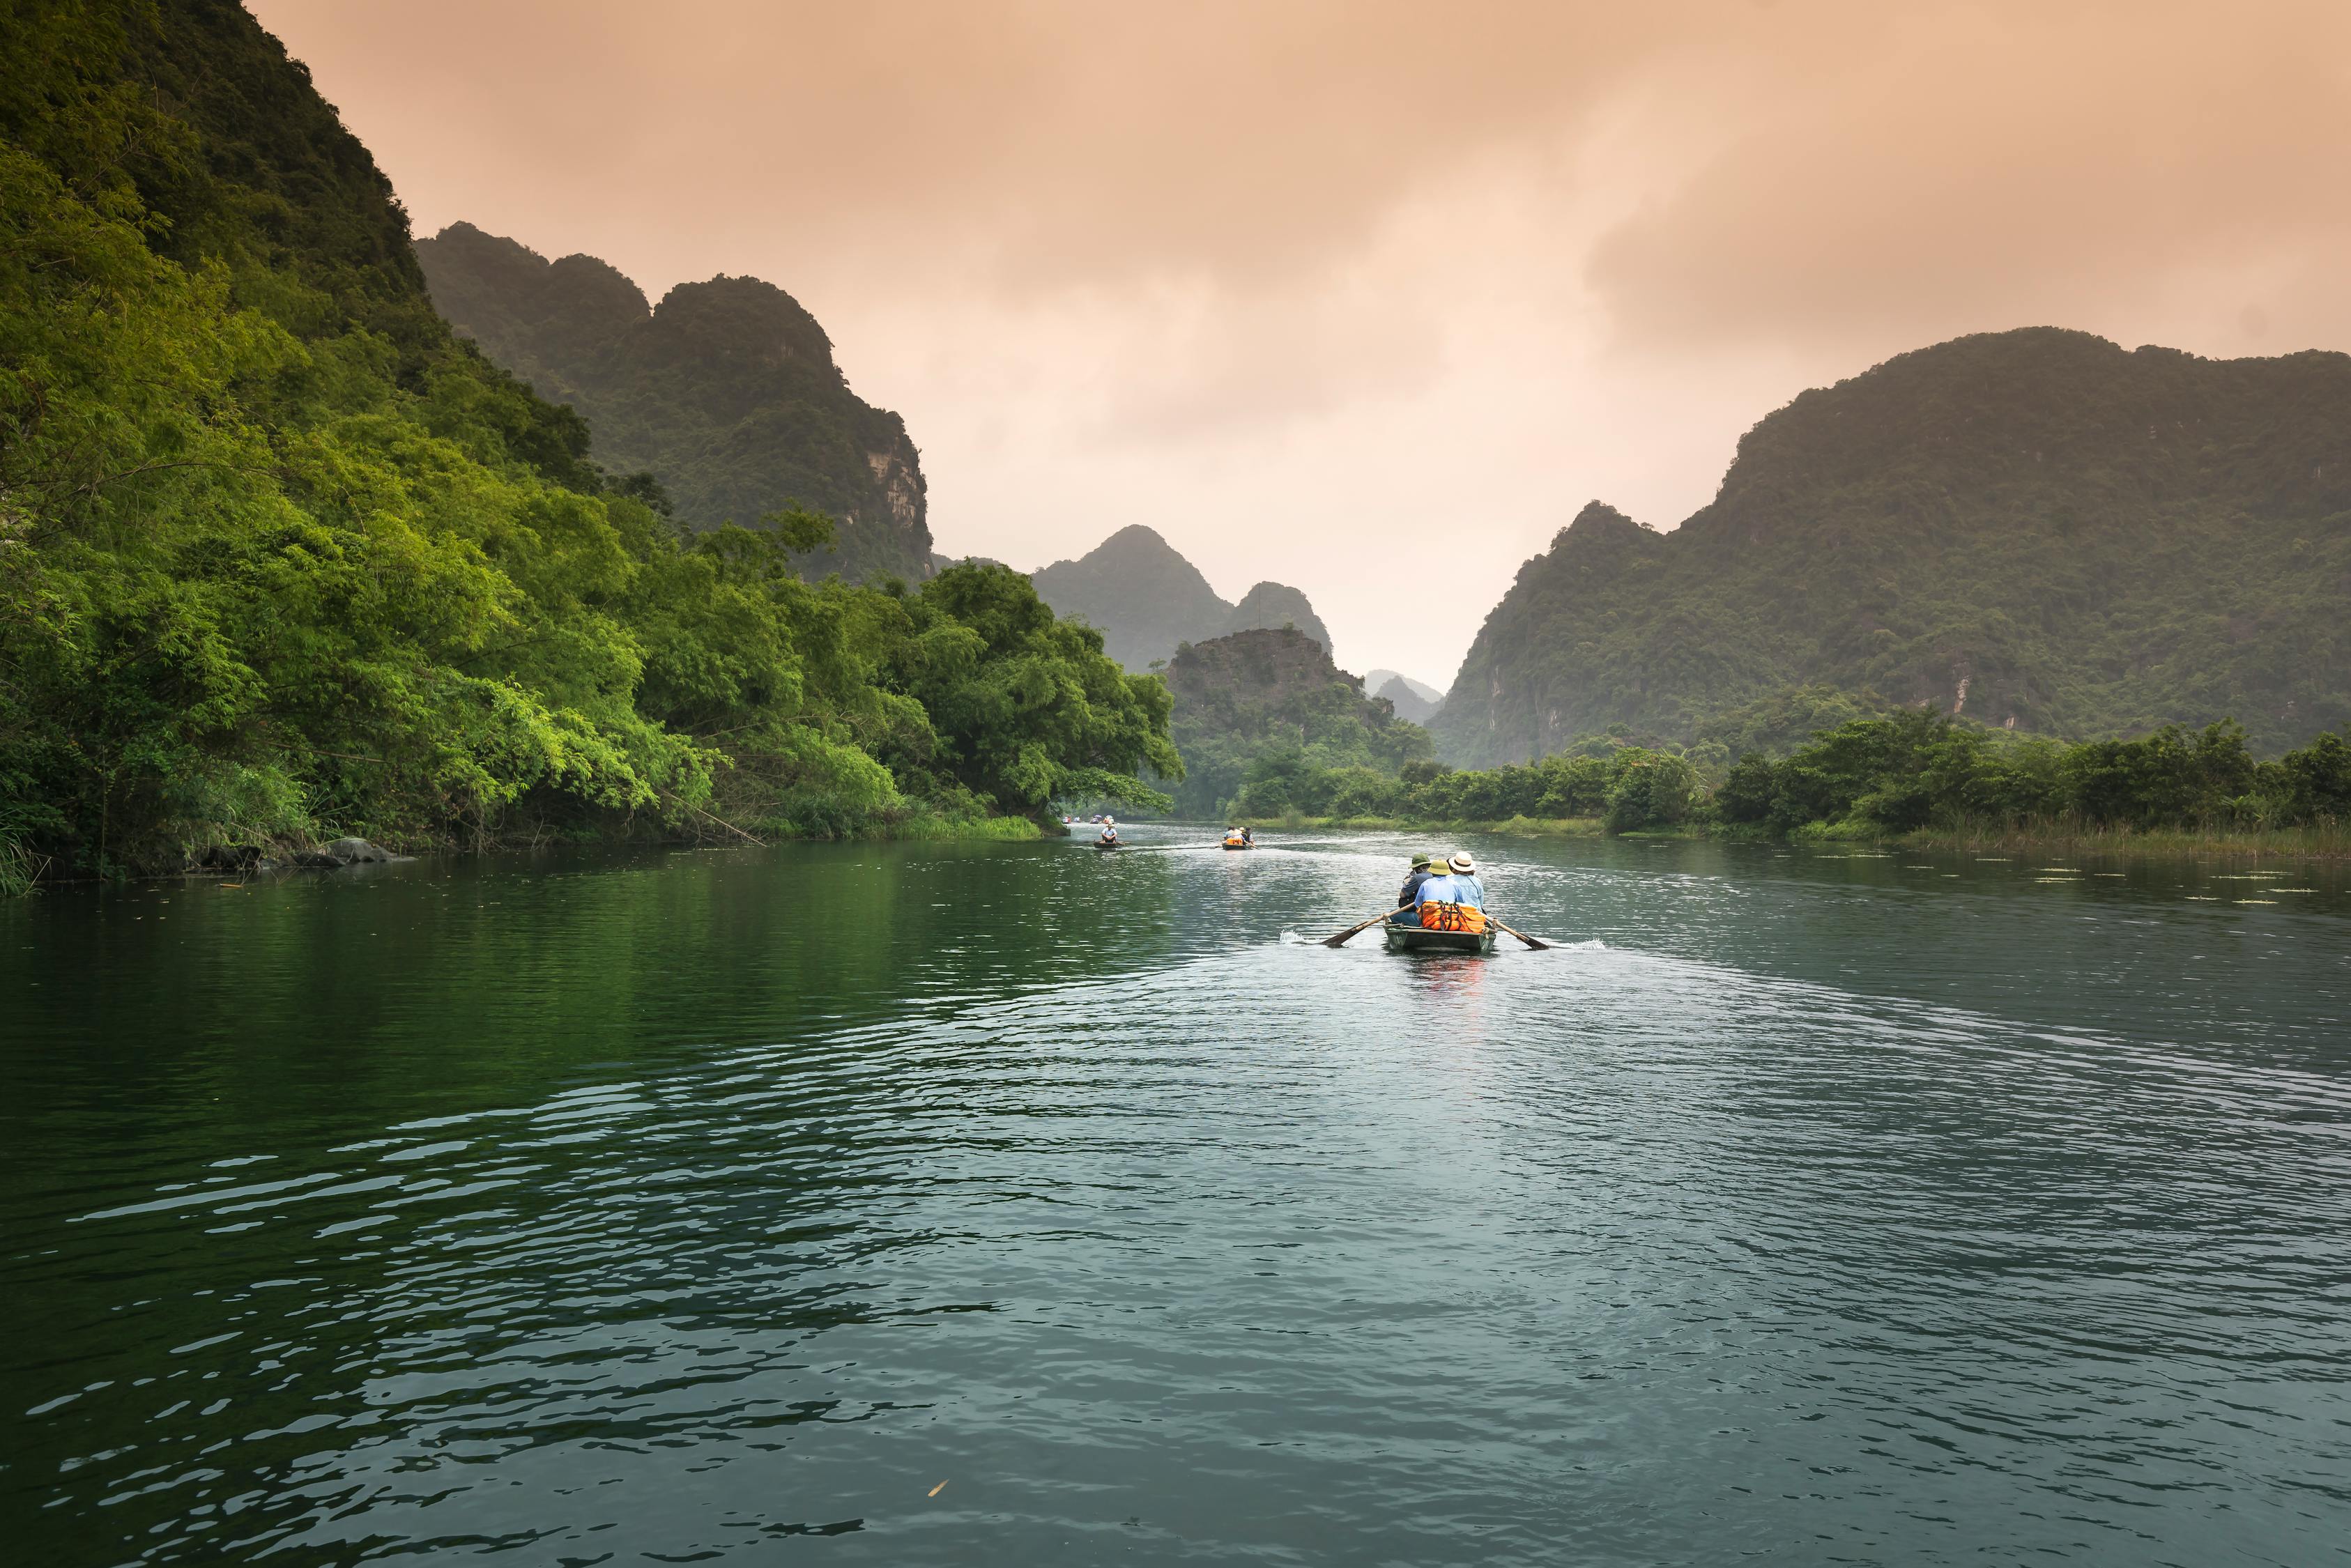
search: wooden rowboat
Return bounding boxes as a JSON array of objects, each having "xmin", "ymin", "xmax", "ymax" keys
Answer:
[{"xmin": 1384, "ymin": 921, "xmax": 1496, "ymax": 955}]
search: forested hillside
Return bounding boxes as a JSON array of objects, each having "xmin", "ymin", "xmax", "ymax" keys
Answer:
[
  {"xmin": 415, "ymin": 222, "xmax": 933, "ymax": 583},
  {"xmin": 1433, "ymin": 330, "xmax": 2351, "ymax": 767},
  {"xmin": 1163, "ymin": 629, "xmax": 1427, "ymax": 817},
  {"xmin": 1032, "ymin": 525, "xmax": 1335, "ymax": 669},
  {"xmin": 0, "ymin": 0, "xmax": 1174, "ymax": 886}
]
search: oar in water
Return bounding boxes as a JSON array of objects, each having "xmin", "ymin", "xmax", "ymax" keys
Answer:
[
  {"xmin": 1322, "ymin": 909, "xmax": 1397, "ymax": 948},
  {"xmin": 1488, "ymin": 917, "xmax": 1550, "ymax": 951}
]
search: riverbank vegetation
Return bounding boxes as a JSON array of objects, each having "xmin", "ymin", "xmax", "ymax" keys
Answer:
[
  {"xmin": 1232, "ymin": 710, "xmax": 2351, "ymax": 854},
  {"xmin": 0, "ymin": 1, "xmax": 1174, "ymax": 886}
]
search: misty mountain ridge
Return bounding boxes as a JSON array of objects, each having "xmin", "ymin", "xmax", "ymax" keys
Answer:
[
  {"xmin": 1030, "ymin": 525, "xmax": 1335, "ymax": 670},
  {"xmin": 414, "ymin": 222, "xmax": 933, "ymax": 583},
  {"xmin": 1363, "ymin": 670, "xmax": 1444, "ymax": 724},
  {"xmin": 1431, "ymin": 327, "xmax": 2351, "ymax": 767}
]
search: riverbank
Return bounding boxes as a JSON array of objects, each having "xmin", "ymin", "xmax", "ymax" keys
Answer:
[
  {"xmin": 3, "ymin": 810, "xmax": 1046, "ymax": 893},
  {"xmin": 1223, "ymin": 810, "xmax": 2351, "ymax": 860},
  {"xmin": 1888, "ymin": 820, "xmax": 2351, "ymax": 860}
]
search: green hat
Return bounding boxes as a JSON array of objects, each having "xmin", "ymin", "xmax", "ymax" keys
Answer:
[{"xmin": 1410, "ymin": 852, "xmax": 1432, "ymax": 869}]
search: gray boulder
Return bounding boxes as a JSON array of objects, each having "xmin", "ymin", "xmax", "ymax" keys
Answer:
[{"xmin": 322, "ymin": 837, "xmax": 394, "ymax": 863}]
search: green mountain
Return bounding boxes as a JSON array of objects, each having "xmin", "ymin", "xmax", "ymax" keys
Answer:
[
  {"xmin": 413, "ymin": 222, "xmax": 933, "ymax": 583},
  {"xmin": 1031, "ymin": 525, "xmax": 1335, "ymax": 670},
  {"xmin": 1432, "ymin": 329, "xmax": 2351, "ymax": 767},
  {"xmin": 0, "ymin": 0, "xmax": 1172, "ymax": 883},
  {"xmin": 1163, "ymin": 628, "xmax": 1427, "ymax": 817}
]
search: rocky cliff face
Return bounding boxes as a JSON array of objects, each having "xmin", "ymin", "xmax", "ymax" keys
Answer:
[
  {"xmin": 1432, "ymin": 329, "xmax": 2351, "ymax": 765},
  {"xmin": 415, "ymin": 223, "xmax": 933, "ymax": 583},
  {"xmin": 1031, "ymin": 525, "xmax": 1335, "ymax": 670}
]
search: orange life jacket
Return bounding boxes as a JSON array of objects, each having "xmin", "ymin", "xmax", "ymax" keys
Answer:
[{"xmin": 1418, "ymin": 900, "xmax": 1487, "ymax": 933}]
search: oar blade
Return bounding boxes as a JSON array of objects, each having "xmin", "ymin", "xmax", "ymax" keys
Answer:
[
  {"xmin": 1322, "ymin": 911, "xmax": 1391, "ymax": 947},
  {"xmin": 1492, "ymin": 918, "xmax": 1550, "ymax": 951}
]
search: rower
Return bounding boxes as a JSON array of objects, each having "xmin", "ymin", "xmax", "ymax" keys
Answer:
[{"xmin": 1394, "ymin": 852, "xmax": 1438, "ymax": 925}]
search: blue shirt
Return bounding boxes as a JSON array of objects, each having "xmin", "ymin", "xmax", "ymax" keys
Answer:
[{"xmin": 1417, "ymin": 873, "xmax": 1485, "ymax": 909}]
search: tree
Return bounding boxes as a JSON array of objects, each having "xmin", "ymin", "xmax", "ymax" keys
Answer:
[{"xmin": 892, "ymin": 564, "xmax": 1181, "ymax": 817}]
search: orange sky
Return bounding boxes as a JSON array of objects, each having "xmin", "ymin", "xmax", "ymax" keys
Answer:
[{"xmin": 252, "ymin": 0, "xmax": 2351, "ymax": 686}]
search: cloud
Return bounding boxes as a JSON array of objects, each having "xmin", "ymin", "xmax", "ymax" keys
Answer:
[{"xmin": 1586, "ymin": 1, "xmax": 2351, "ymax": 356}]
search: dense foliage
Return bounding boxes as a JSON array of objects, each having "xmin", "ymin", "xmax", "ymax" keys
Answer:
[
  {"xmin": 1032, "ymin": 524, "xmax": 1333, "ymax": 672},
  {"xmin": 1232, "ymin": 744, "xmax": 1700, "ymax": 831},
  {"xmin": 1434, "ymin": 330, "xmax": 2351, "ymax": 766},
  {"xmin": 0, "ymin": 0, "xmax": 1172, "ymax": 884},
  {"xmin": 1713, "ymin": 713, "xmax": 2351, "ymax": 836},
  {"xmin": 1247, "ymin": 707, "xmax": 2351, "ymax": 838},
  {"xmin": 1163, "ymin": 627, "xmax": 1429, "ymax": 817},
  {"xmin": 415, "ymin": 222, "xmax": 934, "ymax": 583}
]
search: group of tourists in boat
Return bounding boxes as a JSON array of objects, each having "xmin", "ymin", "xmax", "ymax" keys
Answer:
[
  {"xmin": 1385, "ymin": 850, "xmax": 1494, "ymax": 953},
  {"xmin": 1221, "ymin": 827, "xmax": 1255, "ymax": 850}
]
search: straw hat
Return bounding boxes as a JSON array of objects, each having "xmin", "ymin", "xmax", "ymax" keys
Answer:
[{"xmin": 1449, "ymin": 852, "xmax": 1477, "ymax": 874}]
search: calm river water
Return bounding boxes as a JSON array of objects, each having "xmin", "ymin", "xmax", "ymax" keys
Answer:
[{"xmin": 3, "ymin": 829, "xmax": 2348, "ymax": 1565}]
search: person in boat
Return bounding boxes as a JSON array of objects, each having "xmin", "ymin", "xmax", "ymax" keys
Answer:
[
  {"xmin": 1097, "ymin": 815, "xmax": 1119, "ymax": 847},
  {"xmin": 1241, "ymin": 827, "xmax": 1254, "ymax": 846},
  {"xmin": 1414, "ymin": 852, "xmax": 1487, "ymax": 931},
  {"xmin": 1391, "ymin": 851, "xmax": 1439, "ymax": 925},
  {"xmin": 1222, "ymin": 826, "xmax": 1246, "ymax": 848}
]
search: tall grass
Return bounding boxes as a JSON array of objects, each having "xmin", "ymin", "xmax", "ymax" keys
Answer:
[
  {"xmin": 1901, "ymin": 815, "xmax": 2351, "ymax": 859},
  {"xmin": 861, "ymin": 813, "xmax": 1043, "ymax": 842}
]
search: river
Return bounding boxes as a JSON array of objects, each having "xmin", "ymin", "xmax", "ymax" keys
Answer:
[{"xmin": 3, "ymin": 828, "xmax": 2348, "ymax": 1565}]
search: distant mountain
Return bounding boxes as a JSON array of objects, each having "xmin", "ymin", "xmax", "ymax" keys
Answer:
[
  {"xmin": 414, "ymin": 222, "xmax": 932, "ymax": 582},
  {"xmin": 1362, "ymin": 670, "xmax": 1443, "ymax": 724},
  {"xmin": 1163, "ymin": 629, "xmax": 1428, "ymax": 816},
  {"xmin": 1030, "ymin": 525, "xmax": 1335, "ymax": 669},
  {"xmin": 1432, "ymin": 328, "xmax": 2351, "ymax": 767},
  {"xmin": 1363, "ymin": 670, "xmax": 1443, "ymax": 705}
]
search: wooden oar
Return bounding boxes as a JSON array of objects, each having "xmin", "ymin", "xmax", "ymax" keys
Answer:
[
  {"xmin": 1488, "ymin": 916, "xmax": 1550, "ymax": 951},
  {"xmin": 1322, "ymin": 909, "xmax": 1397, "ymax": 948}
]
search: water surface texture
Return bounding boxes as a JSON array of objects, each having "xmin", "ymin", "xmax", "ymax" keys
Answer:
[{"xmin": 4, "ymin": 831, "xmax": 2348, "ymax": 1565}]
